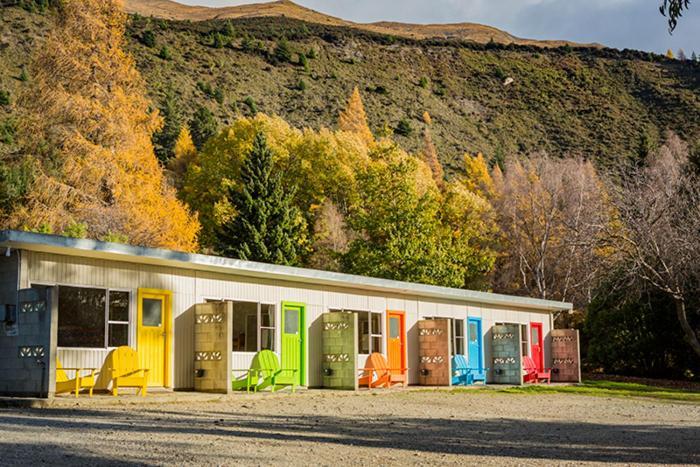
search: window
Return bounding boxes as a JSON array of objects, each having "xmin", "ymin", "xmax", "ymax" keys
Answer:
[
  {"xmin": 208, "ymin": 300, "xmax": 276, "ymax": 352},
  {"xmin": 332, "ymin": 310, "xmax": 382, "ymax": 354},
  {"xmin": 425, "ymin": 317, "xmax": 464, "ymax": 355},
  {"xmin": 452, "ymin": 319, "xmax": 465, "ymax": 356},
  {"xmin": 521, "ymin": 324, "xmax": 529, "ymax": 357},
  {"xmin": 57, "ymin": 286, "xmax": 130, "ymax": 349}
]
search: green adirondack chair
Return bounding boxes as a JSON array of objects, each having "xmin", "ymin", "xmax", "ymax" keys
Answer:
[{"xmin": 232, "ymin": 350, "xmax": 298, "ymax": 393}]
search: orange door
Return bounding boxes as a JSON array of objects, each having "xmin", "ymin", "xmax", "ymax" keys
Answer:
[
  {"xmin": 530, "ymin": 322, "xmax": 544, "ymax": 371},
  {"xmin": 386, "ymin": 311, "xmax": 406, "ymax": 375}
]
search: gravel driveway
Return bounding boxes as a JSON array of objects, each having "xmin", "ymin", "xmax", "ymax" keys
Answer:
[{"xmin": 0, "ymin": 389, "xmax": 698, "ymax": 466}]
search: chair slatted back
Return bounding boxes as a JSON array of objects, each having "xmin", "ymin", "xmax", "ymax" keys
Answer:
[
  {"xmin": 452, "ymin": 354, "xmax": 468, "ymax": 372},
  {"xmin": 112, "ymin": 346, "xmax": 140, "ymax": 376},
  {"xmin": 56, "ymin": 358, "xmax": 70, "ymax": 383}
]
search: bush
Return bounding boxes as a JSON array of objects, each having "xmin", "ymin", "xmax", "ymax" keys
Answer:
[
  {"xmin": 0, "ymin": 90, "xmax": 9, "ymax": 106},
  {"xmin": 395, "ymin": 118, "xmax": 413, "ymax": 136},
  {"xmin": 418, "ymin": 77, "xmax": 429, "ymax": 88},
  {"xmin": 158, "ymin": 46, "xmax": 172, "ymax": 61},
  {"xmin": 18, "ymin": 67, "xmax": 28, "ymax": 82},
  {"xmin": 221, "ymin": 21, "xmax": 235, "ymax": 37},
  {"xmin": 298, "ymin": 52, "xmax": 309, "ymax": 71},
  {"xmin": 274, "ymin": 38, "xmax": 292, "ymax": 64},
  {"xmin": 296, "ymin": 78, "xmax": 307, "ymax": 91},
  {"xmin": 141, "ymin": 30, "xmax": 156, "ymax": 48},
  {"xmin": 211, "ymin": 32, "xmax": 225, "ymax": 49},
  {"xmin": 0, "ymin": 118, "xmax": 16, "ymax": 145},
  {"xmin": 307, "ymin": 48, "xmax": 317, "ymax": 59},
  {"xmin": 244, "ymin": 96, "xmax": 258, "ymax": 114}
]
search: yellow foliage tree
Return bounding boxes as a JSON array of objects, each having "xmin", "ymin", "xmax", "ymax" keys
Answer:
[
  {"xmin": 666, "ymin": 49, "xmax": 675, "ymax": 59},
  {"xmin": 169, "ymin": 126, "xmax": 198, "ymax": 187},
  {"xmin": 338, "ymin": 86, "xmax": 374, "ymax": 146},
  {"xmin": 13, "ymin": 0, "xmax": 199, "ymax": 251},
  {"xmin": 463, "ymin": 153, "xmax": 493, "ymax": 196},
  {"xmin": 421, "ymin": 111, "xmax": 444, "ymax": 188}
]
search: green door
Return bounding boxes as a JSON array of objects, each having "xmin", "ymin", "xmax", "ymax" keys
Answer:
[{"xmin": 281, "ymin": 302, "xmax": 305, "ymax": 386}]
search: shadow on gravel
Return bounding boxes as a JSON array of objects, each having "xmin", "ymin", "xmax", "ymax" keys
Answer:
[{"xmin": 0, "ymin": 407, "xmax": 698, "ymax": 464}]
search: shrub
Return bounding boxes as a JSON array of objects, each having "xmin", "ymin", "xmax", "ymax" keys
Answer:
[
  {"xmin": 211, "ymin": 32, "xmax": 225, "ymax": 49},
  {"xmin": 244, "ymin": 96, "xmax": 258, "ymax": 114},
  {"xmin": 0, "ymin": 90, "xmax": 9, "ymax": 106},
  {"xmin": 395, "ymin": 118, "xmax": 413, "ymax": 136},
  {"xmin": 298, "ymin": 52, "xmax": 309, "ymax": 72},
  {"xmin": 18, "ymin": 67, "xmax": 29, "ymax": 82},
  {"xmin": 221, "ymin": 21, "xmax": 235, "ymax": 37},
  {"xmin": 296, "ymin": 78, "xmax": 307, "ymax": 91},
  {"xmin": 158, "ymin": 46, "xmax": 172, "ymax": 60},
  {"xmin": 307, "ymin": 48, "xmax": 317, "ymax": 59},
  {"xmin": 418, "ymin": 77, "xmax": 429, "ymax": 88},
  {"xmin": 0, "ymin": 118, "xmax": 16, "ymax": 145},
  {"xmin": 274, "ymin": 38, "xmax": 292, "ymax": 64},
  {"xmin": 141, "ymin": 30, "xmax": 156, "ymax": 48}
]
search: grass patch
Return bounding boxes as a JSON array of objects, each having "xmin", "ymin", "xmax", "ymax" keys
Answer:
[{"xmin": 486, "ymin": 380, "xmax": 700, "ymax": 403}]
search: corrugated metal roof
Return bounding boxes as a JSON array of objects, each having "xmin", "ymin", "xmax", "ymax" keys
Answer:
[{"xmin": 0, "ymin": 230, "xmax": 572, "ymax": 312}]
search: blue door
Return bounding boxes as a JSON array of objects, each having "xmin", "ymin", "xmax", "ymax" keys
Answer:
[{"xmin": 467, "ymin": 317, "xmax": 485, "ymax": 382}]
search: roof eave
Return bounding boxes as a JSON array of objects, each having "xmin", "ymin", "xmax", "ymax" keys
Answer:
[{"xmin": 0, "ymin": 230, "xmax": 573, "ymax": 313}]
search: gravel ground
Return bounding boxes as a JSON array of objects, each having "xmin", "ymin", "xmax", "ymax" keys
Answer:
[{"xmin": 0, "ymin": 388, "xmax": 698, "ymax": 466}]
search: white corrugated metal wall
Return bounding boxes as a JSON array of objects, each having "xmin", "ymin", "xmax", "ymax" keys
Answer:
[{"xmin": 26, "ymin": 251, "xmax": 552, "ymax": 389}]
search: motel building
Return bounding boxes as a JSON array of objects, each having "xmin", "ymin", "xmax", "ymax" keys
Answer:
[{"xmin": 0, "ymin": 230, "xmax": 580, "ymax": 397}]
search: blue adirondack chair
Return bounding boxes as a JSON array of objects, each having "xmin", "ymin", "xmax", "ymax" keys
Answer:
[{"xmin": 451, "ymin": 354, "xmax": 488, "ymax": 385}]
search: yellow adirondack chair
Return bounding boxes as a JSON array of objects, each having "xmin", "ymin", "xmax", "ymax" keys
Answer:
[
  {"xmin": 108, "ymin": 346, "xmax": 150, "ymax": 396},
  {"xmin": 55, "ymin": 358, "xmax": 97, "ymax": 398}
]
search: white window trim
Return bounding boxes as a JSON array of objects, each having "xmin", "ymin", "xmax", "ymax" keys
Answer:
[
  {"xmin": 203, "ymin": 296, "xmax": 277, "ymax": 353},
  {"xmin": 330, "ymin": 309, "xmax": 384, "ymax": 355},
  {"xmin": 30, "ymin": 282, "xmax": 134, "ymax": 350}
]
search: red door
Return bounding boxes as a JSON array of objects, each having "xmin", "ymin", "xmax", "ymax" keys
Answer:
[
  {"xmin": 530, "ymin": 322, "xmax": 544, "ymax": 371},
  {"xmin": 387, "ymin": 311, "xmax": 406, "ymax": 376}
]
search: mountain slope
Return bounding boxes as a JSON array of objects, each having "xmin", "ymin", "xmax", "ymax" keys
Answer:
[
  {"xmin": 124, "ymin": 0, "xmax": 601, "ymax": 48},
  {"xmin": 0, "ymin": 5, "xmax": 698, "ymax": 172}
]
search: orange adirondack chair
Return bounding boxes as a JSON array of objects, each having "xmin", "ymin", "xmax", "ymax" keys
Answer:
[
  {"xmin": 107, "ymin": 346, "xmax": 150, "ymax": 396},
  {"xmin": 55, "ymin": 358, "xmax": 97, "ymax": 397},
  {"xmin": 522, "ymin": 356, "xmax": 551, "ymax": 384},
  {"xmin": 358, "ymin": 353, "xmax": 407, "ymax": 388}
]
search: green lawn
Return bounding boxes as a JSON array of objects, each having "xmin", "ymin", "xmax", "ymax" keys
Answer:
[{"xmin": 480, "ymin": 380, "xmax": 700, "ymax": 403}]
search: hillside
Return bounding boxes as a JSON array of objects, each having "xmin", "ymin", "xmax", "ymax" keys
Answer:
[
  {"xmin": 0, "ymin": 4, "xmax": 699, "ymax": 171},
  {"xmin": 123, "ymin": 0, "xmax": 601, "ymax": 47}
]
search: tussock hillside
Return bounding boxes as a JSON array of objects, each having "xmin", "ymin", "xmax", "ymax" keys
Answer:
[{"xmin": 1, "ymin": 4, "xmax": 698, "ymax": 170}]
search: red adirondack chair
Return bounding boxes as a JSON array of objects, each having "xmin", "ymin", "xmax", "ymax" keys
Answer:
[
  {"xmin": 522, "ymin": 356, "xmax": 551, "ymax": 384},
  {"xmin": 358, "ymin": 353, "xmax": 407, "ymax": 388}
]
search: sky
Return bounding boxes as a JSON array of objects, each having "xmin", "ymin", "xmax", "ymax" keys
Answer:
[{"xmin": 178, "ymin": 0, "xmax": 699, "ymax": 55}]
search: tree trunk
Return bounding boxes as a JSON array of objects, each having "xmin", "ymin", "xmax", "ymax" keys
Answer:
[{"xmin": 674, "ymin": 297, "xmax": 700, "ymax": 360}]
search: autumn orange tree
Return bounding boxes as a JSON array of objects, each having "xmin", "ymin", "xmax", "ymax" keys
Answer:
[
  {"xmin": 421, "ymin": 111, "xmax": 444, "ymax": 188},
  {"xmin": 12, "ymin": 0, "xmax": 199, "ymax": 251},
  {"xmin": 338, "ymin": 87, "xmax": 374, "ymax": 146}
]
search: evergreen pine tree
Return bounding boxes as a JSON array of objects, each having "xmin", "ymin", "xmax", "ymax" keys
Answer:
[
  {"xmin": 153, "ymin": 88, "xmax": 184, "ymax": 163},
  {"xmin": 338, "ymin": 86, "xmax": 374, "ymax": 146},
  {"xmin": 692, "ymin": 51, "xmax": 698, "ymax": 62},
  {"xmin": 217, "ymin": 132, "xmax": 304, "ymax": 265},
  {"xmin": 274, "ymin": 38, "xmax": 292, "ymax": 63},
  {"xmin": 189, "ymin": 105, "xmax": 218, "ymax": 150}
]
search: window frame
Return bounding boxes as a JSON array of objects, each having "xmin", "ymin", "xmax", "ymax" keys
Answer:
[
  {"xmin": 204, "ymin": 297, "xmax": 277, "ymax": 353},
  {"xmin": 452, "ymin": 318, "xmax": 465, "ymax": 356},
  {"xmin": 330, "ymin": 309, "xmax": 383, "ymax": 354},
  {"xmin": 33, "ymin": 282, "xmax": 133, "ymax": 350}
]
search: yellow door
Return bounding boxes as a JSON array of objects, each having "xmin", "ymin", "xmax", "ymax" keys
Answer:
[{"xmin": 137, "ymin": 289, "xmax": 172, "ymax": 387}]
